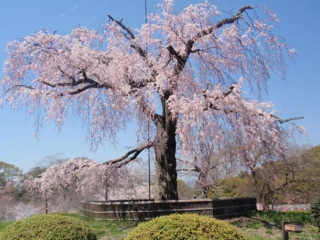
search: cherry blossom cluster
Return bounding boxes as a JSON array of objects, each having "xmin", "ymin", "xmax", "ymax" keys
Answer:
[{"xmin": 24, "ymin": 157, "xmax": 152, "ymax": 200}]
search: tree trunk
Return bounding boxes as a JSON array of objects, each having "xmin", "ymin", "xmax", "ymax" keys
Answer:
[{"xmin": 154, "ymin": 93, "xmax": 178, "ymax": 200}]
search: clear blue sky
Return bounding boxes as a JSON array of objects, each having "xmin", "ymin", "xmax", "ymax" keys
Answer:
[{"xmin": 0, "ymin": 0, "xmax": 319, "ymax": 172}]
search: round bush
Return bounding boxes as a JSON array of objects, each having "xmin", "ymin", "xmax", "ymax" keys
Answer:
[
  {"xmin": 311, "ymin": 196, "xmax": 320, "ymax": 232},
  {"xmin": 125, "ymin": 213, "xmax": 245, "ymax": 240},
  {"xmin": 1, "ymin": 214, "xmax": 97, "ymax": 240}
]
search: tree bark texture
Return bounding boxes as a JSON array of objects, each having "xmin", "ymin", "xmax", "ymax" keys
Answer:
[{"xmin": 154, "ymin": 93, "xmax": 178, "ymax": 200}]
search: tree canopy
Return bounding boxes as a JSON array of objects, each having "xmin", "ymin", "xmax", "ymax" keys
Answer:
[{"xmin": 1, "ymin": 0, "xmax": 304, "ymax": 199}]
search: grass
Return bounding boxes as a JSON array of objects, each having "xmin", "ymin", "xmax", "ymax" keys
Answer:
[
  {"xmin": 228, "ymin": 210, "xmax": 319, "ymax": 240},
  {"xmin": 245, "ymin": 232, "xmax": 271, "ymax": 240},
  {"xmin": 0, "ymin": 221, "xmax": 13, "ymax": 233},
  {"xmin": 0, "ymin": 221, "xmax": 14, "ymax": 239},
  {"xmin": 0, "ymin": 211, "xmax": 319, "ymax": 239}
]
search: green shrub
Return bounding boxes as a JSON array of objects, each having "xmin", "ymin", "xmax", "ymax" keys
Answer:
[
  {"xmin": 311, "ymin": 196, "xmax": 320, "ymax": 232},
  {"xmin": 1, "ymin": 214, "xmax": 97, "ymax": 240},
  {"xmin": 125, "ymin": 213, "xmax": 245, "ymax": 240}
]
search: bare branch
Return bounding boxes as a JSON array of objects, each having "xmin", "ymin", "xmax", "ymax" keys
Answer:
[
  {"xmin": 103, "ymin": 142, "xmax": 154, "ymax": 167},
  {"xmin": 6, "ymin": 85, "xmax": 35, "ymax": 92},
  {"xmin": 176, "ymin": 158, "xmax": 201, "ymax": 173},
  {"xmin": 216, "ymin": 6, "xmax": 254, "ymax": 28},
  {"xmin": 270, "ymin": 114, "xmax": 304, "ymax": 124},
  {"xmin": 108, "ymin": 15, "xmax": 135, "ymax": 40}
]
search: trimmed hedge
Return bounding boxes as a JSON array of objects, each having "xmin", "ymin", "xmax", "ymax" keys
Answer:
[
  {"xmin": 1, "ymin": 214, "xmax": 97, "ymax": 240},
  {"xmin": 125, "ymin": 213, "xmax": 245, "ymax": 240}
]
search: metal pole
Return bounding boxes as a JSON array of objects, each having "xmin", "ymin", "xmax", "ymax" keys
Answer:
[
  {"xmin": 145, "ymin": 0, "xmax": 147, "ymax": 24},
  {"xmin": 144, "ymin": 0, "xmax": 151, "ymax": 200},
  {"xmin": 148, "ymin": 121, "xmax": 151, "ymax": 199}
]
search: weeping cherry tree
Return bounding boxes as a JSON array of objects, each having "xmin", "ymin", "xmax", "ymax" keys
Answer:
[{"xmin": 1, "ymin": 1, "xmax": 304, "ymax": 200}]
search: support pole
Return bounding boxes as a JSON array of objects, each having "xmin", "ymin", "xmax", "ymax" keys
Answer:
[
  {"xmin": 145, "ymin": 0, "xmax": 151, "ymax": 200},
  {"xmin": 45, "ymin": 197, "xmax": 48, "ymax": 214},
  {"xmin": 282, "ymin": 221, "xmax": 289, "ymax": 240}
]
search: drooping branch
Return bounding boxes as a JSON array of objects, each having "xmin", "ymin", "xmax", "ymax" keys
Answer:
[
  {"xmin": 202, "ymin": 84, "xmax": 304, "ymax": 124},
  {"xmin": 104, "ymin": 142, "xmax": 154, "ymax": 167}
]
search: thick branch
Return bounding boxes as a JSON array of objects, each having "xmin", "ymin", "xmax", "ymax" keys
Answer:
[
  {"xmin": 108, "ymin": 15, "xmax": 146, "ymax": 58},
  {"xmin": 166, "ymin": 45, "xmax": 189, "ymax": 76},
  {"xmin": 67, "ymin": 83, "xmax": 112, "ymax": 95},
  {"xmin": 189, "ymin": 6, "xmax": 253, "ymax": 48},
  {"xmin": 216, "ymin": 6, "xmax": 253, "ymax": 29},
  {"xmin": 40, "ymin": 78, "xmax": 97, "ymax": 88},
  {"xmin": 103, "ymin": 142, "xmax": 153, "ymax": 167},
  {"xmin": 203, "ymin": 84, "xmax": 235, "ymax": 110},
  {"xmin": 42, "ymin": 69, "xmax": 108, "ymax": 88},
  {"xmin": 108, "ymin": 15, "xmax": 135, "ymax": 40},
  {"xmin": 166, "ymin": 45, "xmax": 180, "ymax": 59},
  {"xmin": 38, "ymin": 69, "xmax": 115, "ymax": 95}
]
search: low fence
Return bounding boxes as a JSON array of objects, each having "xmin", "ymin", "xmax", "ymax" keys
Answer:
[{"xmin": 80, "ymin": 197, "xmax": 256, "ymax": 221}]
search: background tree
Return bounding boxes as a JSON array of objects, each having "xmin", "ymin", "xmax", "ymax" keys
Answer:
[
  {"xmin": 1, "ymin": 1, "xmax": 304, "ymax": 200},
  {"xmin": 0, "ymin": 162, "xmax": 40, "ymax": 221},
  {"xmin": 217, "ymin": 144, "xmax": 320, "ymax": 209},
  {"xmin": 176, "ymin": 179, "xmax": 194, "ymax": 199},
  {"xmin": 275, "ymin": 145, "xmax": 320, "ymax": 204},
  {"xmin": 25, "ymin": 153, "xmax": 68, "ymax": 178},
  {"xmin": 0, "ymin": 161, "xmax": 22, "ymax": 187}
]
